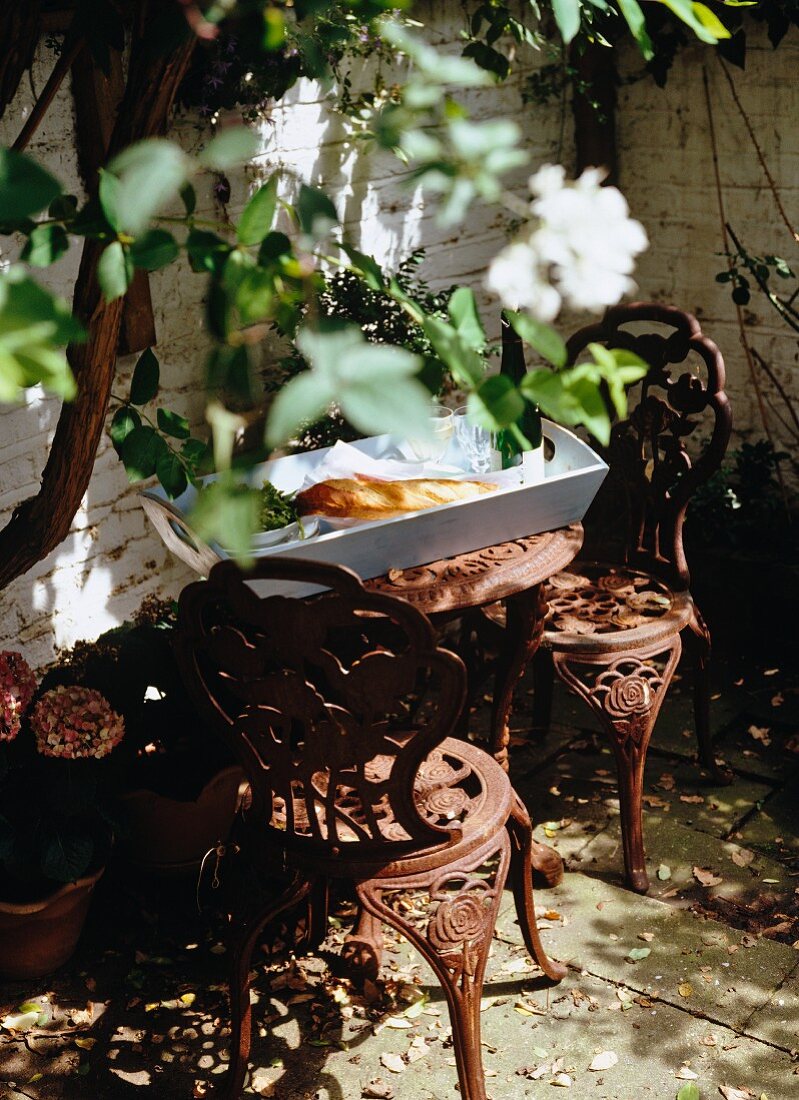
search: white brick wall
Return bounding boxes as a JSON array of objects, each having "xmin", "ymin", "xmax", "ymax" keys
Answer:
[{"xmin": 0, "ymin": 15, "xmax": 796, "ymax": 667}]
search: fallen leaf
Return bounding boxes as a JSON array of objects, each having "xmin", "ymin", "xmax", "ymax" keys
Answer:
[
  {"xmin": 657, "ymin": 864, "xmax": 672, "ymax": 881},
  {"xmin": 678, "ymin": 983, "xmax": 693, "ymax": 999},
  {"xmin": 406, "ymin": 1036, "xmax": 429, "ymax": 1064},
  {"xmin": 657, "ymin": 773, "xmax": 676, "ymax": 791},
  {"xmin": 731, "ymin": 849, "xmax": 755, "ymax": 868},
  {"xmin": 771, "ymin": 692, "xmax": 784, "ymax": 707},
  {"xmin": 1, "ymin": 1008, "xmax": 40, "ymax": 1032},
  {"xmin": 680, "ymin": 795, "xmax": 705, "ymax": 804},
  {"xmin": 764, "ymin": 667, "xmax": 779, "ymax": 675},
  {"xmin": 677, "ymin": 1084, "xmax": 701, "ymax": 1100},
  {"xmin": 676, "ymin": 1067, "xmax": 699, "ymax": 1080},
  {"xmin": 380, "ymin": 1053, "xmax": 405, "ymax": 1074},
  {"xmin": 693, "ymin": 866, "xmax": 723, "ymax": 887},
  {"xmin": 542, "ymin": 910, "xmax": 562, "ymax": 921},
  {"xmin": 638, "ymin": 932, "xmax": 655, "ymax": 942},
  {"xmin": 589, "ymin": 1051, "xmax": 618, "ymax": 1071},
  {"xmin": 761, "ymin": 878, "xmax": 780, "ymax": 884},
  {"xmin": 719, "ymin": 1087, "xmax": 754, "ymax": 1099},
  {"xmin": 74, "ymin": 1037, "xmax": 97, "ymax": 1051},
  {"xmin": 551, "ymin": 1073, "xmax": 572, "ymax": 1087},
  {"xmin": 626, "ymin": 947, "xmax": 651, "ymax": 962},
  {"xmin": 747, "ymin": 725, "xmax": 771, "ymax": 746},
  {"xmin": 362, "ymin": 1079, "xmax": 395, "ymax": 1099}
]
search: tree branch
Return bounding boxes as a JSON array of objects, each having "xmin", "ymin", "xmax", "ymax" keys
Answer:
[{"xmin": 0, "ymin": 14, "xmax": 195, "ymax": 591}]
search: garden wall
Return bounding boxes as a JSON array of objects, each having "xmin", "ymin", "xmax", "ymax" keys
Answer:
[{"xmin": 0, "ymin": 11, "xmax": 796, "ymax": 668}]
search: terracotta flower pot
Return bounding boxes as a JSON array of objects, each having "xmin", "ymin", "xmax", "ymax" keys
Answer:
[
  {"xmin": 118, "ymin": 765, "xmax": 246, "ymax": 875},
  {"xmin": 0, "ymin": 866, "xmax": 104, "ymax": 980}
]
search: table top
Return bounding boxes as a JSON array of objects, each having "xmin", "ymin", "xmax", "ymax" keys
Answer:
[{"xmin": 366, "ymin": 524, "xmax": 583, "ymax": 614}]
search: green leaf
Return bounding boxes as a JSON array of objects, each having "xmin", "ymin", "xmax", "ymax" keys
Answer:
[
  {"xmin": 107, "ymin": 138, "xmax": 189, "ymax": 235},
  {"xmin": 129, "ymin": 229, "xmax": 179, "ymax": 271},
  {"xmin": 691, "ymin": 1, "xmax": 732, "ymax": 37},
  {"xmin": 21, "ymin": 223, "xmax": 69, "ymax": 268},
  {"xmin": 130, "ymin": 348, "xmax": 160, "ymax": 405},
  {"xmin": 156, "ymin": 451, "xmax": 188, "ymax": 499},
  {"xmin": 119, "ymin": 425, "xmax": 167, "ymax": 481},
  {"xmin": 0, "ymin": 148, "xmax": 62, "ymax": 221},
  {"xmin": 263, "ymin": 7, "xmax": 285, "ymax": 49},
  {"xmin": 341, "ymin": 244, "xmax": 384, "ymax": 291},
  {"xmin": 258, "ymin": 231, "xmax": 292, "ymax": 264},
  {"xmin": 551, "ymin": 0, "xmax": 582, "ymax": 43},
  {"xmin": 198, "ymin": 127, "xmax": 260, "ymax": 170},
  {"xmin": 676, "ymin": 1083, "xmax": 701, "ymax": 1100},
  {"xmin": 340, "ymin": 375, "xmax": 434, "ymax": 440},
  {"xmin": 296, "ymin": 184, "xmax": 338, "ymax": 239},
  {"xmin": 39, "ymin": 824, "xmax": 94, "ymax": 883},
  {"xmin": 156, "ymin": 406, "xmax": 190, "ymax": 439},
  {"xmin": 186, "ymin": 229, "xmax": 231, "ymax": 274},
  {"xmin": 109, "ymin": 405, "xmax": 141, "ymax": 452},
  {"xmin": 657, "ymin": 863, "xmax": 672, "ymax": 881},
  {"xmin": 448, "ymin": 287, "xmax": 485, "ymax": 351},
  {"xmin": 505, "ymin": 310, "xmax": 567, "ymax": 368},
  {"xmin": 658, "ymin": 0, "xmax": 728, "ymax": 42},
  {"xmin": 420, "ymin": 314, "xmax": 485, "ymax": 388},
  {"xmin": 0, "ymin": 271, "xmax": 81, "ymax": 401},
  {"xmin": 48, "ymin": 193, "xmax": 78, "ymax": 220},
  {"xmin": 626, "ymin": 946, "xmax": 651, "ymax": 962},
  {"xmin": 467, "ymin": 374, "xmax": 525, "ymax": 429},
  {"xmin": 381, "ymin": 22, "xmax": 492, "ymax": 87},
  {"xmin": 190, "ymin": 476, "xmax": 261, "ymax": 562},
  {"xmin": 234, "ymin": 268, "xmax": 274, "ymax": 324},
  {"xmin": 266, "ymin": 369, "xmax": 336, "ymax": 448},
  {"xmin": 179, "ymin": 181, "xmax": 196, "ymax": 216},
  {"xmin": 98, "ymin": 167, "xmax": 121, "ymax": 232},
  {"xmin": 237, "ymin": 176, "xmax": 278, "ymax": 246},
  {"xmin": 616, "ymin": 0, "xmax": 654, "ymax": 59},
  {"xmin": 97, "ymin": 241, "xmax": 132, "ymax": 302}
]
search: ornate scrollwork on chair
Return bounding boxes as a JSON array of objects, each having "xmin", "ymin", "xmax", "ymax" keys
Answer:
[
  {"xmin": 175, "ymin": 557, "xmax": 566, "ymax": 1100},
  {"xmin": 528, "ymin": 304, "xmax": 733, "ymax": 894}
]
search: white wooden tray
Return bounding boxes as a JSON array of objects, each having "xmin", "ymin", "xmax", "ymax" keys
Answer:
[{"xmin": 140, "ymin": 420, "xmax": 607, "ymax": 582}]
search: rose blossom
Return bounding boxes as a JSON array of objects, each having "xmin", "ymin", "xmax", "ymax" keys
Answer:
[
  {"xmin": 30, "ymin": 685, "xmax": 125, "ymax": 760},
  {"xmin": 0, "ymin": 650, "xmax": 37, "ymax": 742},
  {"xmin": 485, "ymin": 164, "xmax": 648, "ymax": 321}
]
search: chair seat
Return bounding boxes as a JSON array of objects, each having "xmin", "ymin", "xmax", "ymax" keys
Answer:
[
  {"xmin": 269, "ymin": 737, "xmax": 515, "ymax": 880},
  {"xmin": 542, "ymin": 563, "xmax": 693, "ymax": 653}
]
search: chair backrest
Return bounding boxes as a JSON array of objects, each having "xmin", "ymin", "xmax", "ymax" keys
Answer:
[
  {"xmin": 566, "ymin": 302, "xmax": 732, "ymax": 589},
  {"xmin": 173, "ymin": 558, "xmax": 467, "ymax": 862}
]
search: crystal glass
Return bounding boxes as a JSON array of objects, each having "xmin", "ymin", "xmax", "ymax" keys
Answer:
[
  {"xmin": 406, "ymin": 404, "xmax": 454, "ymax": 463},
  {"xmin": 453, "ymin": 406, "xmax": 498, "ymax": 473}
]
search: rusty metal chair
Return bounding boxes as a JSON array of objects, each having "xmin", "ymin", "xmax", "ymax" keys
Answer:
[
  {"xmin": 529, "ymin": 303, "xmax": 733, "ymax": 894},
  {"xmin": 174, "ymin": 557, "xmax": 565, "ymax": 1100}
]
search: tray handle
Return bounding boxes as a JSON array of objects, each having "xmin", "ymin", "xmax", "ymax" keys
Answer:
[{"xmin": 140, "ymin": 492, "xmax": 222, "ymax": 576}]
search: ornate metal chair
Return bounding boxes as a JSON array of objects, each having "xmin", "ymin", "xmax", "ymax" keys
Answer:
[
  {"xmin": 174, "ymin": 557, "xmax": 565, "ymax": 1100},
  {"xmin": 529, "ymin": 303, "xmax": 733, "ymax": 894}
]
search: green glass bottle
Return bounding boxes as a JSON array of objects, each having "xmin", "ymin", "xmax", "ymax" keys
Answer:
[{"xmin": 495, "ymin": 312, "xmax": 542, "ymax": 470}]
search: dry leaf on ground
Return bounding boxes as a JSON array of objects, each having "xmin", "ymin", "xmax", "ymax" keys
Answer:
[
  {"xmin": 589, "ymin": 1050, "xmax": 618, "ymax": 1071},
  {"xmin": 380, "ymin": 1053, "xmax": 405, "ymax": 1074},
  {"xmin": 731, "ymin": 848, "xmax": 755, "ymax": 868},
  {"xmin": 693, "ymin": 866, "xmax": 723, "ymax": 887}
]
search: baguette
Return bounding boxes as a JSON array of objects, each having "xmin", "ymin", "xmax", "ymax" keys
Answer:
[{"xmin": 295, "ymin": 476, "xmax": 496, "ymax": 520}]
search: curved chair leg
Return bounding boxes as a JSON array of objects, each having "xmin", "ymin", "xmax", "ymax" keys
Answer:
[
  {"xmin": 358, "ymin": 838, "xmax": 510, "ymax": 1100},
  {"xmin": 341, "ymin": 906, "xmax": 383, "ymax": 984},
  {"xmin": 553, "ymin": 642, "xmax": 682, "ymax": 894},
  {"xmin": 507, "ymin": 795, "xmax": 567, "ymax": 982},
  {"xmin": 684, "ymin": 606, "xmax": 733, "ymax": 785},
  {"xmin": 489, "ymin": 584, "xmax": 546, "ymax": 770},
  {"xmin": 221, "ymin": 874, "xmax": 314, "ymax": 1100}
]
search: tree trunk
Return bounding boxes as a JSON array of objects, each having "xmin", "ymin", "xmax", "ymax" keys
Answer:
[{"xmin": 0, "ymin": 17, "xmax": 195, "ymax": 591}]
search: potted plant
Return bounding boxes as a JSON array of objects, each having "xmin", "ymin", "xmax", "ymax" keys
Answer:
[
  {"xmin": 0, "ymin": 655, "xmax": 125, "ymax": 979},
  {"xmin": 40, "ymin": 599, "xmax": 245, "ymax": 876}
]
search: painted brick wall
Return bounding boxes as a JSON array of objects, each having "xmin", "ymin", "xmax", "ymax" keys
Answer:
[{"xmin": 0, "ymin": 15, "xmax": 796, "ymax": 668}]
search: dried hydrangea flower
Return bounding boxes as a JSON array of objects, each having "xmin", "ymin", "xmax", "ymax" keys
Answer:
[
  {"xmin": 30, "ymin": 685, "xmax": 125, "ymax": 760},
  {"xmin": 0, "ymin": 650, "xmax": 37, "ymax": 742}
]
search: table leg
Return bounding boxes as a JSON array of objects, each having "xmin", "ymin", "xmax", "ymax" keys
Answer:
[{"xmin": 489, "ymin": 582, "xmax": 563, "ymax": 889}]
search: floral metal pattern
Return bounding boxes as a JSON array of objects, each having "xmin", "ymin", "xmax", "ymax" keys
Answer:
[{"xmin": 545, "ymin": 564, "xmax": 673, "ymax": 635}]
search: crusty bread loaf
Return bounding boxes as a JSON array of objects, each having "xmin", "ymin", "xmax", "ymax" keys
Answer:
[{"xmin": 296, "ymin": 477, "xmax": 495, "ymax": 520}]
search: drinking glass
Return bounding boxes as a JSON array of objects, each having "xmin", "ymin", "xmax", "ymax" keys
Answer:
[
  {"xmin": 406, "ymin": 404, "xmax": 454, "ymax": 463},
  {"xmin": 453, "ymin": 406, "xmax": 498, "ymax": 473}
]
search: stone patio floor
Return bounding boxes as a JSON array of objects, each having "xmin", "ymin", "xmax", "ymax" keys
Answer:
[{"xmin": 1, "ymin": 652, "xmax": 798, "ymax": 1100}]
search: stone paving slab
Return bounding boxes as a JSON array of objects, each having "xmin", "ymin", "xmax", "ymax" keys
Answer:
[
  {"xmin": 240, "ymin": 889, "xmax": 799, "ymax": 1100},
  {"xmin": 742, "ymin": 962, "xmax": 799, "ymax": 1052},
  {"xmin": 532, "ymin": 873, "xmax": 798, "ymax": 1037},
  {"xmin": 735, "ymin": 784, "xmax": 799, "ymax": 861}
]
